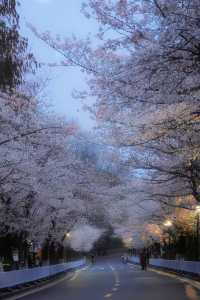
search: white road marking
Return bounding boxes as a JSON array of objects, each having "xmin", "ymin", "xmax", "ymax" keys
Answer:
[
  {"xmin": 109, "ymin": 264, "xmax": 119, "ymax": 281},
  {"xmin": 108, "ymin": 263, "xmax": 120, "ymax": 296},
  {"xmin": 179, "ymin": 278, "xmax": 200, "ymax": 290},
  {"xmin": 69, "ymin": 270, "xmax": 82, "ymax": 281},
  {"xmin": 104, "ymin": 293, "xmax": 113, "ymax": 298},
  {"xmin": 110, "ymin": 265, "xmax": 115, "ymax": 271}
]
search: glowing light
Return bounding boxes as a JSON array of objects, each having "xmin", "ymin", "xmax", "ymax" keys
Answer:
[
  {"xmin": 196, "ymin": 205, "xmax": 200, "ymax": 213},
  {"xmin": 163, "ymin": 220, "xmax": 173, "ymax": 227},
  {"xmin": 123, "ymin": 236, "xmax": 133, "ymax": 248}
]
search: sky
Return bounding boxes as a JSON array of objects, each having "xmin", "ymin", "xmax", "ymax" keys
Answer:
[{"xmin": 19, "ymin": 0, "xmax": 97, "ymax": 130}]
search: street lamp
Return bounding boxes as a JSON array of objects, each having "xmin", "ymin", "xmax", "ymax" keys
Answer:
[
  {"xmin": 63, "ymin": 232, "xmax": 71, "ymax": 262},
  {"xmin": 195, "ymin": 205, "xmax": 200, "ymax": 213},
  {"xmin": 163, "ymin": 220, "xmax": 173, "ymax": 258},
  {"xmin": 65, "ymin": 232, "xmax": 71, "ymax": 238},
  {"xmin": 195, "ymin": 205, "xmax": 200, "ymax": 260},
  {"xmin": 163, "ymin": 220, "xmax": 173, "ymax": 227}
]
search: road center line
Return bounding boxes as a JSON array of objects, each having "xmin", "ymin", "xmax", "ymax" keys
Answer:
[{"xmin": 109, "ymin": 265, "xmax": 115, "ymax": 271}]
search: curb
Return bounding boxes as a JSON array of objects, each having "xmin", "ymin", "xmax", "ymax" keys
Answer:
[
  {"xmin": 0, "ymin": 264, "xmax": 86, "ymax": 300},
  {"xmin": 128, "ymin": 260, "xmax": 200, "ymax": 282}
]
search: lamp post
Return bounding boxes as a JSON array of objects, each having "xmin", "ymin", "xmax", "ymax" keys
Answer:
[
  {"xmin": 163, "ymin": 220, "xmax": 173, "ymax": 228},
  {"xmin": 65, "ymin": 232, "xmax": 71, "ymax": 238},
  {"xmin": 63, "ymin": 232, "xmax": 71, "ymax": 262},
  {"xmin": 195, "ymin": 205, "xmax": 200, "ymax": 261},
  {"xmin": 163, "ymin": 220, "xmax": 173, "ymax": 258}
]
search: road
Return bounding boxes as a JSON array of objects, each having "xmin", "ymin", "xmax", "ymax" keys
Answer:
[{"xmin": 10, "ymin": 256, "xmax": 200, "ymax": 300}]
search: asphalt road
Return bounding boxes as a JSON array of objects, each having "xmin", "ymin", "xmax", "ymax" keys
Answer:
[{"xmin": 10, "ymin": 256, "xmax": 200, "ymax": 300}]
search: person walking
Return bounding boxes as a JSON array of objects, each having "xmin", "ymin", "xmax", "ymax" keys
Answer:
[
  {"xmin": 121, "ymin": 254, "xmax": 128, "ymax": 264},
  {"xmin": 90, "ymin": 254, "xmax": 95, "ymax": 264},
  {"xmin": 140, "ymin": 249, "xmax": 148, "ymax": 271}
]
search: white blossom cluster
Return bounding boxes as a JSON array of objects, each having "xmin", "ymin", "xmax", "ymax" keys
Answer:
[{"xmin": 34, "ymin": 0, "xmax": 200, "ymax": 247}]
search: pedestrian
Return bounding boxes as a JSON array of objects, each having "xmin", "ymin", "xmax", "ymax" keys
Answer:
[
  {"xmin": 139, "ymin": 249, "xmax": 148, "ymax": 271},
  {"xmin": 121, "ymin": 253, "xmax": 128, "ymax": 264},
  {"xmin": 91, "ymin": 254, "xmax": 95, "ymax": 264}
]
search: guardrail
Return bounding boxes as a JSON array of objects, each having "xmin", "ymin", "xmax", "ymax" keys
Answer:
[
  {"xmin": 129, "ymin": 256, "xmax": 140, "ymax": 264},
  {"xmin": 0, "ymin": 259, "xmax": 86, "ymax": 289},
  {"xmin": 150, "ymin": 258, "xmax": 200, "ymax": 275},
  {"xmin": 129, "ymin": 256, "xmax": 200, "ymax": 275}
]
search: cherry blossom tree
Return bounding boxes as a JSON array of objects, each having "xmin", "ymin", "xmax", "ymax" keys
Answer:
[{"xmin": 29, "ymin": 0, "xmax": 200, "ymax": 249}]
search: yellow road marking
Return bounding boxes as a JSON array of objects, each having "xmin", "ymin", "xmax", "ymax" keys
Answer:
[
  {"xmin": 185, "ymin": 284, "xmax": 199, "ymax": 300},
  {"xmin": 150, "ymin": 268, "xmax": 177, "ymax": 279}
]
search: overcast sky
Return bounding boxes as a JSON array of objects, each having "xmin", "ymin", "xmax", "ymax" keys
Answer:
[{"xmin": 19, "ymin": 0, "xmax": 97, "ymax": 130}]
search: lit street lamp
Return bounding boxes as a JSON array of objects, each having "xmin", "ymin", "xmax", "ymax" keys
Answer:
[
  {"xmin": 163, "ymin": 220, "xmax": 173, "ymax": 259},
  {"xmin": 163, "ymin": 220, "xmax": 173, "ymax": 228},
  {"xmin": 62, "ymin": 232, "xmax": 71, "ymax": 262},
  {"xmin": 65, "ymin": 232, "xmax": 71, "ymax": 238}
]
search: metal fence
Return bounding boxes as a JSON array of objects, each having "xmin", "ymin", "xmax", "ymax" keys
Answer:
[
  {"xmin": 0, "ymin": 259, "xmax": 85, "ymax": 289},
  {"xmin": 129, "ymin": 256, "xmax": 200, "ymax": 275},
  {"xmin": 150, "ymin": 258, "xmax": 200, "ymax": 275}
]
